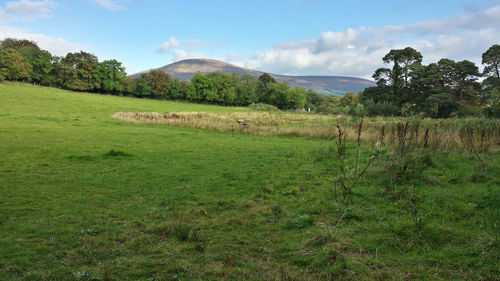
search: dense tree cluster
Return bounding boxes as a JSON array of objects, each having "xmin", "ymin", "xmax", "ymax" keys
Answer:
[
  {"xmin": 0, "ymin": 38, "xmax": 336, "ymax": 111},
  {"xmin": 0, "ymin": 38, "xmax": 126, "ymax": 94},
  {"xmin": 123, "ymin": 71, "xmax": 328, "ymax": 110},
  {"xmin": 360, "ymin": 45, "xmax": 500, "ymax": 118}
]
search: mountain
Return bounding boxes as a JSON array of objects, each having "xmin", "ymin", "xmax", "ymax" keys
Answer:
[{"xmin": 131, "ymin": 59, "xmax": 376, "ymax": 96}]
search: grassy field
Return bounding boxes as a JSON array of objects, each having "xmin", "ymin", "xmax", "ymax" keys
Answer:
[{"xmin": 1, "ymin": 82, "xmax": 499, "ymax": 280}]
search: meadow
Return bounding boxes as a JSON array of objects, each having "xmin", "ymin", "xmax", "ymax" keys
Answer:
[{"xmin": 0, "ymin": 82, "xmax": 499, "ymax": 280}]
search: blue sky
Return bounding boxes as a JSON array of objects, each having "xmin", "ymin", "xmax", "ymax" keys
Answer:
[{"xmin": 0, "ymin": 0, "xmax": 499, "ymax": 78}]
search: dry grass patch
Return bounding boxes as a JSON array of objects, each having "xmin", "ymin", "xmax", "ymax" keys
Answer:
[{"xmin": 112, "ymin": 112, "xmax": 500, "ymax": 152}]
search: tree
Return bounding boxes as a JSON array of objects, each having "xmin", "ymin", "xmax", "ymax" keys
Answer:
[
  {"xmin": 305, "ymin": 90, "xmax": 328, "ymax": 111},
  {"xmin": 93, "ymin": 59, "xmax": 126, "ymax": 94},
  {"xmin": 437, "ymin": 58, "xmax": 456, "ymax": 88},
  {"xmin": 0, "ymin": 49, "xmax": 29, "ymax": 81},
  {"xmin": 166, "ymin": 78, "xmax": 188, "ymax": 100},
  {"xmin": 407, "ymin": 63, "xmax": 442, "ymax": 112},
  {"xmin": 19, "ymin": 47, "xmax": 54, "ymax": 84},
  {"xmin": 453, "ymin": 60, "xmax": 480, "ymax": 108},
  {"xmin": 425, "ymin": 93, "xmax": 456, "ymax": 118},
  {"xmin": 135, "ymin": 74, "xmax": 152, "ymax": 97},
  {"xmin": 382, "ymin": 47, "xmax": 423, "ymax": 98},
  {"xmin": 234, "ymin": 74, "xmax": 258, "ymax": 106},
  {"xmin": 49, "ymin": 56, "xmax": 64, "ymax": 87},
  {"xmin": 482, "ymin": 45, "xmax": 500, "ymax": 105},
  {"xmin": 190, "ymin": 72, "xmax": 238, "ymax": 105},
  {"xmin": 0, "ymin": 38, "xmax": 39, "ymax": 50},
  {"xmin": 122, "ymin": 77, "xmax": 137, "ymax": 96},
  {"xmin": 208, "ymin": 72, "xmax": 236, "ymax": 105},
  {"xmin": 287, "ymin": 86, "xmax": 306, "ymax": 110},
  {"xmin": 268, "ymin": 82, "xmax": 290, "ymax": 109},
  {"xmin": 257, "ymin": 73, "xmax": 276, "ymax": 104},
  {"xmin": 482, "ymin": 44, "xmax": 500, "ymax": 81},
  {"xmin": 340, "ymin": 92, "xmax": 357, "ymax": 107},
  {"xmin": 362, "ymin": 85, "xmax": 393, "ymax": 104},
  {"xmin": 147, "ymin": 70, "xmax": 171, "ymax": 99},
  {"xmin": 191, "ymin": 72, "xmax": 217, "ymax": 102},
  {"xmin": 59, "ymin": 51, "xmax": 99, "ymax": 91},
  {"xmin": 372, "ymin": 68, "xmax": 392, "ymax": 86},
  {"xmin": 408, "ymin": 60, "xmax": 479, "ymax": 114}
]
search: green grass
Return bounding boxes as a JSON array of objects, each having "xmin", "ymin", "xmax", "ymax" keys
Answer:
[{"xmin": 1, "ymin": 82, "xmax": 499, "ymax": 280}]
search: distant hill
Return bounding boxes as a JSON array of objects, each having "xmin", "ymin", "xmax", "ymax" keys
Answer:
[{"xmin": 131, "ymin": 59, "xmax": 376, "ymax": 96}]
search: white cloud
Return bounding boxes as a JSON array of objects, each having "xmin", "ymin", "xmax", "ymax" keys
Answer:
[
  {"xmin": 172, "ymin": 49, "xmax": 206, "ymax": 61},
  {"xmin": 93, "ymin": 0, "xmax": 125, "ymax": 11},
  {"xmin": 157, "ymin": 37, "xmax": 181, "ymax": 53},
  {"xmin": 225, "ymin": 6, "xmax": 500, "ymax": 79},
  {"xmin": 381, "ymin": 6, "xmax": 500, "ymax": 35},
  {"xmin": 0, "ymin": 0, "xmax": 56, "ymax": 22},
  {"xmin": 156, "ymin": 38, "xmax": 208, "ymax": 61},
  {"xmin": 0, "ymin": 26, "xmax": 86, "ymax": 56}
]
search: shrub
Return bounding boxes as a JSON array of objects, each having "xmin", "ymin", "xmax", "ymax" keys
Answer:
[
  {"xmin": 366, "ymin": 102, "xmax": 400, "ymax": 116},
  {"xmin": 483, "ymin": 104, "xmax": 500, "ymax": 118},
  {"xmin": 248, "ymin": 103, "xmax": 279, "ymax": 111}
]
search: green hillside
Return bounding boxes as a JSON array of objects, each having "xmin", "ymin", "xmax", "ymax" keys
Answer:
[{"xmin": 0, "ymin": 83, "xmax": 499, "ymax": 280}]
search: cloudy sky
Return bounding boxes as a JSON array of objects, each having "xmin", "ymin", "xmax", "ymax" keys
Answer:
[{"xmin": 0, "ymin": 0, "xmax": 499, "ymax": 78}]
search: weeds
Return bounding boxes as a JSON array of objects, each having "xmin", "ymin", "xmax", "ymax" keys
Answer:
[
  {"xmin": 375, "ymin": 120, "xmax": 436, "ymax": 229},
  {"xmin": 382, "ymin": 121, "xmax": 432, "ymax": 196},
  {"xmin": 335, "ymin": 119, "xmax": 379, "ymax": 204},
  {"xmin": 406, "ymin": 185, "xmax": 420, "ymax": 228},
  {"xmin": 458, "ymin": 121, "xmax": 491, "ymax": 176}
]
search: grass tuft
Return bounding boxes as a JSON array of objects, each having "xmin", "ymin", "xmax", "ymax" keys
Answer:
[{"xmin": 102, "ymin": 149, "xmax": 132, "ymax": 157}]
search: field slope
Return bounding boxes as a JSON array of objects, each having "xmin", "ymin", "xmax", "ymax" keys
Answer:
[{"xmin": 0, "ymin": 82, "xmax": 499, "ymax": 280}]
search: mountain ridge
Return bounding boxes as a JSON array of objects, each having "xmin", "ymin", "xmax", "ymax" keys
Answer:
[{"xmin": 131, "ymin": 59, "xmax": 376, "ymax": 96}]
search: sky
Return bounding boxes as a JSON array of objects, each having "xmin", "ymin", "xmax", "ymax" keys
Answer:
[{"xmin": 0, "ymin": 0, "xmax": 499, "ymax": 79}]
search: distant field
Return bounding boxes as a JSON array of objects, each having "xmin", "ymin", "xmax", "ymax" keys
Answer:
[{"xmin": 1, "ymin": 82, "xmax": 499, "ymax": 280}]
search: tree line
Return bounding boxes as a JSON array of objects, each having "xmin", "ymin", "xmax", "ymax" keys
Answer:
[
  {"xmin": 0, "ymin": 38, "xmax": 340, "ymax": 111},
  {"xmin": 1, "ymin": 38, "xmax": 498, "ymax": 117},
  {"xmin": 131, "ymin": 71, "xmax": 333, "ymax": 110},
  {"xmin": 359, "ymin": 45, "xmax": 500, "ymax": 118}
]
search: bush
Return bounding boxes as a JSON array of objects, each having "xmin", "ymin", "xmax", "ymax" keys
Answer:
[
  {"xmin": 483, "ymin": 104, "xmax": 500, "ymax": 118},
  {"xmin": 366, "ymin": 102, "xmax": 400, "ymax": 116},
  {"xmin": 316, "ymin": 104, "xmax": 347, "ymax": 115},
  {"xmin": 456, "ymin": 105, "xmax": 482, "ymax": 117},
  {"xmin": 354, "ymin": 103, "xmax": 367, "ymax": 117}
]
